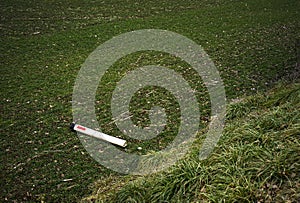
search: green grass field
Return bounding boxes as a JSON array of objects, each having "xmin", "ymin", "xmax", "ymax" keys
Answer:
[{"xmin": 1, "ymin": 0, "xmax": 299, "ymax": 202}]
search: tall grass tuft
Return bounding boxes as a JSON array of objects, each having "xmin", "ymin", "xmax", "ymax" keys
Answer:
[{"xmin": 88, "ymin": 83, "xmax": 299, "ymax": 202}]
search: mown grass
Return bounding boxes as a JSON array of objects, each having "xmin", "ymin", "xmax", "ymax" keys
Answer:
[{"xmin": 1, "ymin": 0, "xmax": 299, "ymax": 202}]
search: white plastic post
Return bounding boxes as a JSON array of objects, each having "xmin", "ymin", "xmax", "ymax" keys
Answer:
[{"xmin": 71, "ymin": 123, "xmax": 127, "ymax": 147}]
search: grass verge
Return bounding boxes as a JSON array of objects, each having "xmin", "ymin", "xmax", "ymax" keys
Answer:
[{"xmin": 85, "ymin": 82, "xmax": 299, "ymax": 202}]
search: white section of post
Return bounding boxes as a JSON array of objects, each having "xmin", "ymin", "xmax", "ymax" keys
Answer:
[{"xmin": 71, "ymin": 123, "xmax": 127, "ymax": 147}]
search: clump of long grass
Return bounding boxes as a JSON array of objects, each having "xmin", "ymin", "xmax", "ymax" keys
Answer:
[{"xmin": 87, "ymin": 83, "xmax": 299, "ymax": 202}]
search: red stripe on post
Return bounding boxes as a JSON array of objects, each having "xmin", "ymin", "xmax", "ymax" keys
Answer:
[{"xmin": 77, "ymin": 125, "xmax": 86, "ymax": 131}]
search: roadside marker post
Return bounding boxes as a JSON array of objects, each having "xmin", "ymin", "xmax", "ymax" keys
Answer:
[{"xmin": 70, "ymin": 123, "xmax": 127, "ymax": 147}]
